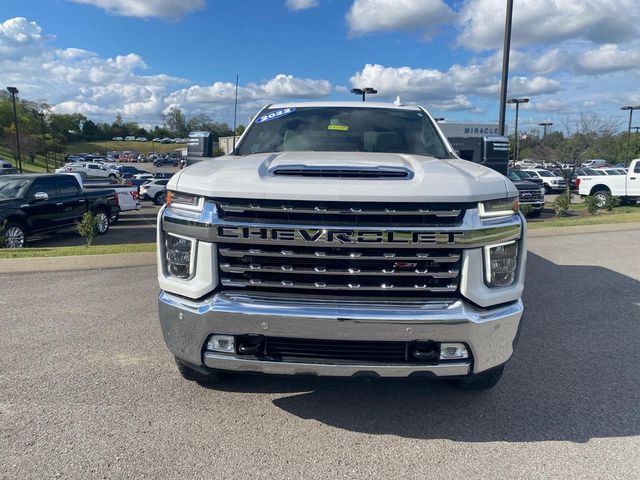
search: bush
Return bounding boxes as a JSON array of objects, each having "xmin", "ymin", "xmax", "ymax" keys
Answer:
[
  {"xmin": 77, "ymin": 211, "xmax": 98, "ymax": 246},
  {"xmin": 605, "ymin": 195, "xmax": 620, "ymax": 211},
  {"xmin": 519, "ymin": 204, "xmax": 534, "ymax": 217},
  {"xmin": 584, "ymin": 195, "xmax": 599, "ymax": 214},
  {"xmin": 553, "ymin": 193, "xmax": 571, "ymax": 216}
]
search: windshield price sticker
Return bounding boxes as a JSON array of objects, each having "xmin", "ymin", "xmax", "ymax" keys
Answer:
[{"xmin": 255, "ymin": 108, "xmax": 296, "ymax": 124}]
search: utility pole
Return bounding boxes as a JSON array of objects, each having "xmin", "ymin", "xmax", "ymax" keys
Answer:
[
  {"xmin": 507, "ymin": 98, "xmax": 529, "ymax": 163},
  {"xmin": 538, "ymin": 121, "xmax": 553, "ymax": 139},
  {"xmin": 621, "ymin": 106, "xmax": 640, "ymax": 166},
  {"xmin": 351, "ymin": 88, "xmax": 377, "ymax": 102},
  {"xmin": 38, "ymin": 112, "xmax": 48, "ymax": 172},
  {"xmin": 498, "ymin": 0, "xmax": 514, "ymax": 136},
  {"xmin": 7, "ymin": 87, "xmax": 22, "ymax": 173}
]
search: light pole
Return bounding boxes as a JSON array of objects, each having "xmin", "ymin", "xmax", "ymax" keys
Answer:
[
  {"xmin": 498, "ymin": 0, "xmax": 514, "ymax": 136},
  {"xmin": 6, "ymin": 87, "xmax": 22, "ymax": 173},
  {"xmin": 351, "ymin": 87, "xmax": 377, "ymax": 102},
  {"xmin": 38, "ymin": 112, "xmax": 48, "ymax": 172},
  {"xmin": 621, "ymin": 106, "xmax": 640, "ymax": 166},
  {"xmin": 507, "ymin": 97, "xmax": 529, "ymax": 163},
  {"xmin": 538, "ymin": 121, "xmax": 553, "ymax": 139}
]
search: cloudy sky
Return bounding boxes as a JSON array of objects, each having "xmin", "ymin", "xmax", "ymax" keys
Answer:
[{"xmin": 1, "ymin": 0, "xmax": 638, "ymax": 131}]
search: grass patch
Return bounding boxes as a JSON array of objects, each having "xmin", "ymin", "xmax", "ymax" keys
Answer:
[
  {"xmin": 0, "ymin": 243, "xmax": 155, "ymax": 259},
  {"xmin": 66, "ymin": 140, "xmax": 186, "ymax": 155},
  {"xmin": 528, "ymin": 209, "xmax": 640, "ymax": 229}
]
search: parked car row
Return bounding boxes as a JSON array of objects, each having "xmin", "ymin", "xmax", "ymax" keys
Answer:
[{"xmin": 110, "ymin": 136, "xmax": 187, "ymax": 143}]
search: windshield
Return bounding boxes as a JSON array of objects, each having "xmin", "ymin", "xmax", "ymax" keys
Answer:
[
  {"xmin": 536, "ymin": 170, "xmax": 555, "ymax": 177},
  {"xmin": 0, "ymin": 178, "xmax": 32, "ymax": 200},
  {"xmin": 236, "ymin": 107, "xmax": 449, "ymax": 158},
  {"xmin": 507, "ymin": 171, "xmax": 523, "ymax": 181}
]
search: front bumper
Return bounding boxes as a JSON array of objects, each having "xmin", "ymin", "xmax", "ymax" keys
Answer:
[{"xmin": 159, "ymin": 291, "xmax": 523, "ymax": 378}]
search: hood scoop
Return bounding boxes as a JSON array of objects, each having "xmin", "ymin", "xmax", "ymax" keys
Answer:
[{"xmin": 270, "ymin": 164, "xmax": 413, "ymax": 179}]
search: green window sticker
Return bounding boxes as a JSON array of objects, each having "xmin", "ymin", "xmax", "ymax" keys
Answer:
[{"xmin": 328, "ymin": 125, "xmax": 349, "ymax": 131}]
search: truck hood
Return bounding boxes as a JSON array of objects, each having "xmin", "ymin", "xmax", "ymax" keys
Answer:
[{"xmin": 170, "ymin": 152, "xmax": 515, "ymax": 202}]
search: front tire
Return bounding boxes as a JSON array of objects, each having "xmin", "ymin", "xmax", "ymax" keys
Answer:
[
  {"xmin": 528, "ymin": 209, "xmax": 542, "ymax": 218},
  {"xmin": 3, "ymin": 222, "xmax": 27, "ymax": 248},
  {"xmin": 456, "ymin": 366, "xmax": 504, "ymax": 390},
  {"xmin": 592, "ymin": 190, "xmax": 610, "ymax": 208},
  {"xmin": 95, "ymin": 210, "xmax": 110, "ymax": 235}
]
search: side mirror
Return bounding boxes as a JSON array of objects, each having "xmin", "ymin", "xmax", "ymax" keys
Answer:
[{"xmin": 33, "ymin": 192, "xmax": 49, "ymax": 202}]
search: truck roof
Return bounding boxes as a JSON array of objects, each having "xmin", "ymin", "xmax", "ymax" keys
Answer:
[{"xmin": 268, "ymin": 101, "xmax": 423, "ymax": 111}]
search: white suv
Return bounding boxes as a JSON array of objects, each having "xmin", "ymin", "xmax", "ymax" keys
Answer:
[
  {"xmin": 56, "ymin": 162, "xmax": 120, "ymax": 179},
  {"xmin": 520, "ymin": 168, "xmax": 567, "ymax": 193},
  {"xmin": 139, "ymin": 178, "xmax": 169, "ymax": 204}
]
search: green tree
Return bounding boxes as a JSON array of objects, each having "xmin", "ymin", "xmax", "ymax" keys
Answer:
[{"xmin": 163, "ymin": 107, "xmax": 187, "ymax": 137}]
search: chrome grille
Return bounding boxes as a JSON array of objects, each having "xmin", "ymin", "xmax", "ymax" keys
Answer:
[
  {"xmin": 518, "ymin": 189, "xmax": 543, "ymax": 203},
  {"xmin": 216, "ymin": 198, "xmax": 468, "ymax": 227},
  {"xmin": 218, "ymin": 243, "xmax": 461, "ymax": 294}
]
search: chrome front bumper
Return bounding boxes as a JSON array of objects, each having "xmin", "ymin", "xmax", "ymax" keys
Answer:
[{"xmin": 159, "ymin": 291, "xmax": 523, "ymax": 378}]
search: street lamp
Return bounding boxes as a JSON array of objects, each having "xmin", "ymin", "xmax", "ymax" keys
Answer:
[
  {"xmin": 498, "ymin": 0, "xmax": 514, "ymax": 136},
  {"xmin": 538, "ymin": 121, "xmax": 553, "ymax": 139},
  {"xmin": 6, "ymin": 86, "xmax": 22, "ymax": 173},
  {"xmin": 38, "ymin": 112, "xmax": 48, "ymax": 172},
  {"xmin": 621, "ymin": 106, "xmax": 640, "ymax": 166},
  {"xmin": 507, "ymin": 97, "xmax": 529, "ymax": 164},
  {"xmin": 351, "ymin": 87, "xmax": 377, "ymax": 102}
]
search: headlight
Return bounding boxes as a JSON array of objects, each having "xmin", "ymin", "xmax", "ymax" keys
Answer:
[
  {"xmin": 166, "ymin": 190, "xmax": 203, "ymax": 211},
  {"xmin": 478, "ymin": 197, "xmax": 519, "ymax": 218},
  {"xmin": 164, "ymin": 233, "xmax": 196, "ymax": 279},
  {"xmin": 484, "ymin": 241, "xmax": 518, "ymax": 287},
  {"xmin": 540, "ymin": 187, "xmax": 545, "ymax": 195}
]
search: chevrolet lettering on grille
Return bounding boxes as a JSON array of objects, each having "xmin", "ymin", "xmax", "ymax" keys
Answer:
[{"xmin": 216, "ymin": 226, "xmax": 464, "ymax": 245}]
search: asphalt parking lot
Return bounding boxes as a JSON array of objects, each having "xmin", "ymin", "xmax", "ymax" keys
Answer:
[{"xmin": 2, "ymin": 227, "xmax": 639, "ymax": 479}]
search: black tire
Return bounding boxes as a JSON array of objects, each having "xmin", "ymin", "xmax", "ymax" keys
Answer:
[
  {"xmin": 456, "ymin": 366, "xmax": 504, "ymax": 390},
  {"xmin": 3, "ymin": 222, "xmax": 27, "ymax": 248},
  {"xmin": 109, "ymin": 213, "xmax": 120, "ymax": 225},
  {"xmin": 94, "ymin": 210, "xmax": 110, "ymax": 235},
  {"xmin": 544, "ymin": 184, "xmax": 551, "ymax": 194},
  {"xmin": 527, "ymin": 209, "xmax": 542, "ymax": 218},
  {"xmin": 592, "ymin": 190, "xmax": 610, "ymax": 208},
  {"xmin": 153, "ymin": 191, "xmax": 166, "ymax": 205},
  {"xmin": 175, "ymin": 358, "xmax": 219, "ymax": 384},
  {"xmin": 108, "ymin": 174, "xmax": 117, "ymax": 180}
]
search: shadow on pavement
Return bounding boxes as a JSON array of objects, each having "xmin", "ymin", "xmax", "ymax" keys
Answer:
[{"xmin": 205, "ymin": 253, "xmax": 640, "ymax": 443}]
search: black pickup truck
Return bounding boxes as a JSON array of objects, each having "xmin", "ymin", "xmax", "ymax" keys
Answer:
[
  {"xmin": 0, "ymin": 174, "xmax": 119, "ymax": 247},
  {"xmin": 506, "ymin": 170, "xmax": 545, "ymax": 217}
]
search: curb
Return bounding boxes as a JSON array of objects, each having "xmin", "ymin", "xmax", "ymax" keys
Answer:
[
  {"xmin": 528, "ymin": 221, "xmax": 640, "ymax": 238},
  {"xmin": 0, "ymin": 252, "xmax": 156, "ymax": 274}
]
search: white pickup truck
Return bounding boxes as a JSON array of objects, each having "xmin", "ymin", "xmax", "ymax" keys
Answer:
[
  {"xmin": 577, "ymin": 158, "xmax": 640, "ymax": 207},
  {"xmin": 64, "ymin": 173, "xmax": 141, "ymax": 223},
  {"xmin": 156, "ymin": 101, "xmax": 526, "ymax": 390}
]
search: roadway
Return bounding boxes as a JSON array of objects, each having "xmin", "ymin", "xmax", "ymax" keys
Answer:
[{"xmin": 1, "ymin": 227, "xmax": 639, "ymax": 479}]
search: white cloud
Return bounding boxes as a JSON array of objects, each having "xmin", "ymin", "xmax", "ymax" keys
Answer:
[
  {"xmin": 164, "ymin": 74, "xmax": 332, "ymax": 114},
  {"xmin": 346, "ymin": 0, "xmax": 454, "ymax": 36},
  {"xmin": 458, "ymin": 0, "xmax": 640, "ymax": 51},
  {"xmin": 508, "ymin": 76, "xmax": 561, "ymax": 96},
  {"xmin": 286, "ymin": 0, "xmax": 318, "ymax": 11},
  {"xmin": 349, "ymin": 62, "xmax": 559, "ymax": 110},
  {"xmin": 575, "ymin": 44, "xmax": 640, "ymax": 74},
  {"xmin": 0, "ymin": 17, "xmax": 51, "ymax": 59},
  {"xmin": 67, "ymin": 0, "xmax": 205, "ymax": 20}
]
